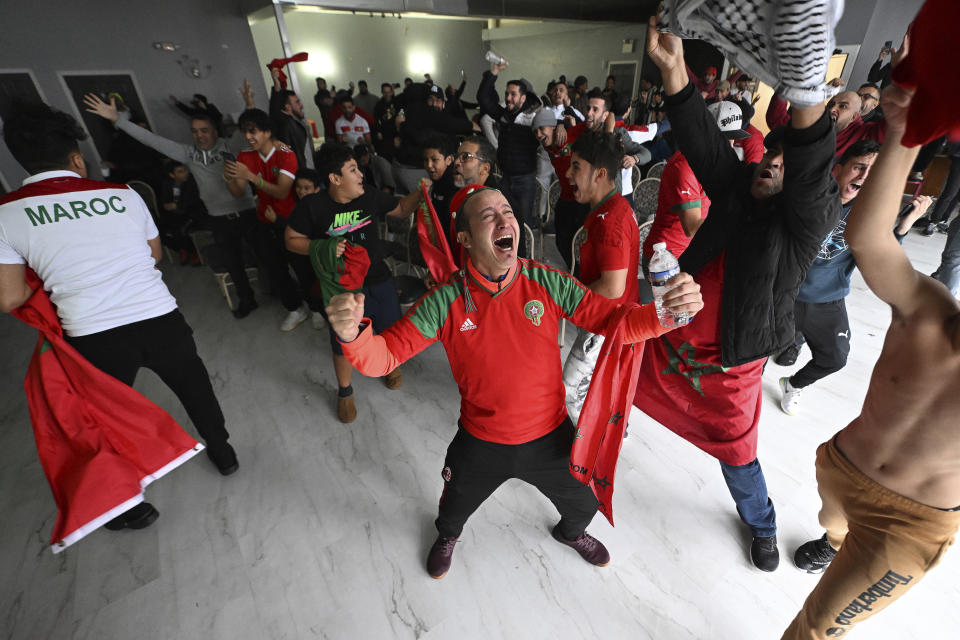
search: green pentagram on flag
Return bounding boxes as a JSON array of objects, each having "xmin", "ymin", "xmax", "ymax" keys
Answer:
[
  {"xmin": 574, "ymin": 427, "xmax": 584, "ymax": 440},
  {"xmin": 659, "ymin": 337, "xmax": 728, "ymax": 396},
  {"xmin": 608, "ymin": 411, "xmax": 623, "ymax": 424}
]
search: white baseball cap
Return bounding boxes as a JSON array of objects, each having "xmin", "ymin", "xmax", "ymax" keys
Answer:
[{"xmin": 707, "ymin": 100, "xmax": 751, "ymax": 140}]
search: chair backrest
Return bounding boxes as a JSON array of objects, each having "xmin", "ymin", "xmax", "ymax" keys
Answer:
[
  {"xmin": 522, "ymin": 222, "xmax": 535, "ymax": 261},
  {"xmin": 126, "ymin": 180, "xmax": 159, "ymax": 218},
  {"xmin": 647, "ymin": 161, "xmax": 667, "ymax": 179},
  {"xmin": 535, "ymin": 179, "xmax": 550, "ymax": 225},
  {"xmin": 570, "ymin": 225, "xmax": 587, "ymax": 276},
  {"xmin": 637, "ymin": 220, "xmax": 653, "ymax": 259},
  {"xmin": 548, "ymin": 179, "xmax": 561, "ymax": 213},
  {"xmin": 631, "ymin": 164, "xmax": 642, "ymax": 192},
  {"xmin": 633, "ymin": 177, "xmax": 661, "ymax": 222}
]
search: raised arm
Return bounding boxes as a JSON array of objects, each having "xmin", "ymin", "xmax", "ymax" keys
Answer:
[
  {"xmin": 329, "ymin": 291, "xmax": 438, "ymax": 377},
  {"xmin": 477, "ymin": 66, "xmax": 506, "ymax": 120},
  {"xmin": 845, "ymin": 83, "xmax": 933, "ymax": 315},
  {"xmin": 83, "ymin": 94, "xmax": 188, "ymax": 162},
  {"xmin": 646, "ymin": 18, "xmax": 740, "ymax": 200}
]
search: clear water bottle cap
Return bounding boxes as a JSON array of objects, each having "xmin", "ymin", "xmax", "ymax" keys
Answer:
[{"xmin": 652, "ymin": 242, "xmax": 667, "ymax": 251}]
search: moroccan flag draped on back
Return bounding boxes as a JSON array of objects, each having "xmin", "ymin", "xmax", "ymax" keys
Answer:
[
  {"xmin": 416, "ymin": 180, "xmax": 457, "ymax": 283},
  {"xmin": 568, "ymin": 305, "xmax": 646, "ymax": 525},
  {"xmin": 12, "ymin": 270, "xmax": 201, "ymax": 553}
]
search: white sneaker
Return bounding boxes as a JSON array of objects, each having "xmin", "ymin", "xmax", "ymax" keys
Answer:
[
  {"xmin": 311, "ymin": 311, "xmax": 327, "ymax": 330},
  {"xmin": 280, "ymin": 304, "xmax": 309, "ymax": 331},
  {"xmin": 779, "ymin": 376, "xmax": 802, "ymax": 416}
]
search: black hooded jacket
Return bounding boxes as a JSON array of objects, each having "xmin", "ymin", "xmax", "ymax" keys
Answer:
[
  {"xmin": 476, "ymin": 71, "xmax": 541, "ymax": 177},
  {"xmin": 667, "ymin": 83, "xmax": 842, "ymax": 367}
]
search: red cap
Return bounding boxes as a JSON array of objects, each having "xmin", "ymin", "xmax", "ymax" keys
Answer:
[
  {"xmin": 450, "ymin": 184, "xmax": 493, "ymax": 223},
  {"xmin": 705, "ymin": 66, "xmax": 717, "ymax": 76}
]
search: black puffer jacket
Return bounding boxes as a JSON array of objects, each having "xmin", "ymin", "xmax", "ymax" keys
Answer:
[
  {"xmin": 476, "ymin": 71, "xmax": 540, "ymax": 177},
  {"xmin": 667, "ymin": 83, "xmax": 841, "ymax": 367}
]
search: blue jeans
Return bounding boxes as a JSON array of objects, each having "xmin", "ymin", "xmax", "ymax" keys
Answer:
[
  {"xmin": 933, "ymin": 211, "xmax": 960, "ymax": 296},
  {"xmin": 719, "ymin": 458, "xmax": 777, "ymax": 537}
]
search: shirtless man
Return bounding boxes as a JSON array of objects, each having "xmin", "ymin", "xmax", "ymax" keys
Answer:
[{"xmin": 783, "ymin": 79, "xmax": 960, "ymax": 639}]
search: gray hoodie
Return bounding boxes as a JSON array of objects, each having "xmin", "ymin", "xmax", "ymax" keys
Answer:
[{"xmin": 115, "ymin": 114, "xmax": 255, "ymax": 216}]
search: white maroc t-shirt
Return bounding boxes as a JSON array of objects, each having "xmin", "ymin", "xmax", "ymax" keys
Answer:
[{"xmin": 0, "ymin": 171, "xmax": 177, "ymax": 336}]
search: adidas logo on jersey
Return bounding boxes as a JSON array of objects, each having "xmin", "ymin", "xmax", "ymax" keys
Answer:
[{"xmin": 460, "ymin": 318, "xmax": 478, "ymax": 332}]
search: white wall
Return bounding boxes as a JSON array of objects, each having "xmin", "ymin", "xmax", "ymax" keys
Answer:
[
  {"xmin": 482, "ymin": 22, "xmax": 648, "ymax": 98},
  {"xmin": 0, "ymin": 0, "xmax": 263, "ymax": 184},
  {"xmin": 247, "ymin": 8, "xmax": 488, "ymax": 129}
]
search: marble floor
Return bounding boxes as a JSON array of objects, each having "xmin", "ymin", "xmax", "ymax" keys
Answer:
[{"xmin": 1, "ymin": 230, "xmax": 958, "ymax": 640}]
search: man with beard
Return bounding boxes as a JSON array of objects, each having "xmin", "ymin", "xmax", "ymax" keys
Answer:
[
  {"xmin": 270, "ymin": 69, "xmax": 315, "ymax": 170},
  {"xmin": 546, "ymin": 80, "xmax": 584, "ymax": 126},
  {"xmin": 335, "ymin": 96, "xmax": 372, "ymax": 147},
  {"xmin": 452, "ymin": 136, "xmax": 498, "ymax": 190},
  {"xmin": 638, "ymin": 16, "xmax": 842, "ymax": 572},
  {"xmin": 477, "ymin": 60, "xmax": 541, "ymax": 236}
]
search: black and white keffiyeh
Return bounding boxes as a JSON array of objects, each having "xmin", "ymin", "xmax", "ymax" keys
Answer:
[{"xmin": 660, "ymin": 0, "xmax": 845, "ymax": 107}]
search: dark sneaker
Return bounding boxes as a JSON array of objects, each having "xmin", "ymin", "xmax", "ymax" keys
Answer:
[
  {"xmin": 426, "ymin": 535, "xmax": 459, "ymax": 579},
  {"xmin": 773, "ymin": 344, "xmax": 801, "ymax": 367},
  {"xmin": 794, "ymin": 534, "xmax": 837, "ymax": 573},
  {"xmin": 206, "ymin": 443, "xmax": 239, "ymax": 476},
  {"xmin": 104, "ymin": 502, "xmax": 159, "ymax": 531},
  {"xmin": 751, "ymin": 535, "xmax": 780, "ymax": 572},
  {"xmin": 921, "ymin": 222, "xmax": 936, "ymax": 236},
  {"xmin": 937, "ymin": 222, "xmax": 950, "ymax": 234},
  {"xmin": 232, "ymin": 299, "xmax": 258, "ymax": 319},
  {"xmin": 551, "ymin": 525, "xmax": 610, "ymax": 566}
]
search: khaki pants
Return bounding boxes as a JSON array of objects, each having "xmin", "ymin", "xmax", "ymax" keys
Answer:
[{"xmin": 782, "ymin": 437, "xmax": 960, "ymax": 639}]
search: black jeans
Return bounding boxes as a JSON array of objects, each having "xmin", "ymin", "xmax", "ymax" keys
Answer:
[
  {"xmin": 554, "ymin": 199, "xmax": 590, "ymax": 270},
  {"xmin": 929, "ymin": 154, "xmax": 960, "ymax": 224},
  {"xmin": 208, "ymin": 210, "xmax": 301, "ymax": 311},
  {"xmin": 435, "ymin": 418, "xmax": 598, "ymax": 540},
  {"xmin": 500, "ymin": 171, "xmax": 539, "ymax": 250},
  {"xmin": 66, "ymin": 310, "xmax": 230, "ymax": 447},
  {"xmin": 789, "ymin": 299, "xmax": 851, "ymax": 389}
]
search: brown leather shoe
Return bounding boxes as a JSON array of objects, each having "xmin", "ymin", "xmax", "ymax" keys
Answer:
[
  {"xmin": 383, "ymin": 368, "xmax": 403, "ymax": 390},
  {"xmin": 337, "ymin": 394, "xmax": 357, "ymax": 423}
]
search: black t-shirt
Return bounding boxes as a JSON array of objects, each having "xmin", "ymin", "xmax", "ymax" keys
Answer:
[
  {"xmin": 287, "ymin": 189, "xmax": 400, "ymax": 286},
  {"xmin": 429, "ymin": 167, "xmax": 459, "ymax": 235}
]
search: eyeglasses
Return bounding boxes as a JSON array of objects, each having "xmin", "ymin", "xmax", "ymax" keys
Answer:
[
  {"xmin": 455, "ymin": 152, "xmax": 481, "ymax": 162},
  {"xmin": 857, "ymin": 93, "xmax": 879, "ymax": 102}
]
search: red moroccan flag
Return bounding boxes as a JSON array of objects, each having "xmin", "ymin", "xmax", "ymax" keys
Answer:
[
  {"xmin": 416, "ymin": 181, "xmax": 457, "ymax": 283},
  {"xmin": 12, "ymin": 271, "xmax": 201, "ymax": 553}
]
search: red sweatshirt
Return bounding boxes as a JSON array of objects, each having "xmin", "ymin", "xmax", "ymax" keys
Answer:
[{"xmin": 342, "ymin": 257, "xmax": 667, "ymax": 444}]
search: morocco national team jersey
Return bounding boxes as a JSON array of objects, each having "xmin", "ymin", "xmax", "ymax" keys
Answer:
[
  {"xmin": 342, "ymin": 257, "xmax": 666, "ymax": 445},
  {"xmin": 237, "ymin": 147, "xmax": 298, "ymax": 222},
  {"xmin": 544, "ymin": 122, "xmax": 586, "ymax": 202},
  {"xmin": 643, "ymin": 151, "xmax": 710, "ymax": 259},
  {"xmin": 578, "ymin": 190, "xmax": 640, "ymax": 304}
]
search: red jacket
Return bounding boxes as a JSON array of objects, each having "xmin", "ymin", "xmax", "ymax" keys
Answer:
[{"xmin": 12, "ymin": 272, "xmax": 200, "ymax": 553}]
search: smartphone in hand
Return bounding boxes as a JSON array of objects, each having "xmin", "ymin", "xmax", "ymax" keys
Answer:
[{"xmin": 221, "ymin": 152, "xmax": 236, "ymax": 163}]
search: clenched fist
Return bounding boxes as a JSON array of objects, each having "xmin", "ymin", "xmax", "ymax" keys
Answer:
[
  {"xmin": 326, "ymin": 292, "xmax": 365, "ymax": 342},
  {"xmin": 661, "ymin": 272, "xmax": 704, "ymax": 317}
]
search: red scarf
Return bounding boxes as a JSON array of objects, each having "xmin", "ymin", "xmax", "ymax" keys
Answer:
[
  {"xmin": 12, "ymin": 271, "xmax": 201, "ymax": 553},
  {"xmin": 568, "ymin": 305, "xmax": 645, "ymax": 525},
  {"xmin": 267, "ymin": 53, "xmax": 309, "ymax": 89},
  {"xmin": 891, "ymin": 0, "xmax": 960, "ymax": 147},
  {"xmin": 416, "ymin": 181, "xmax": 457, "ymax": 283}
]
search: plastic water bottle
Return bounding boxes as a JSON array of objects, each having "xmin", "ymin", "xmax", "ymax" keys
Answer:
[
  {"xmin": 485, "ymin": 50, "xmax": 506, "ymax": 66},
  {"xmin": 649, "ymin": 242, "xmax": 689, "ymax": 328}
]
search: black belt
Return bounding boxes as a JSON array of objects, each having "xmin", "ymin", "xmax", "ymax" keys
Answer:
[{"xmin": 218, "ymin": 207, "xmax": 256, "ymax": 221}]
